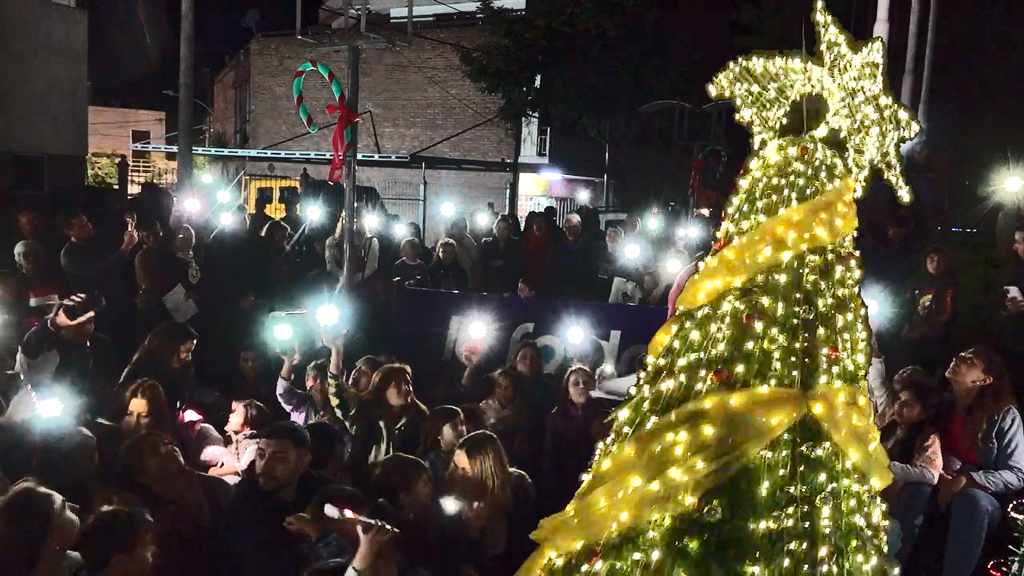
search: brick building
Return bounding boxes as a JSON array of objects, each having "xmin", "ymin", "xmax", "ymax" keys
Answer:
[{"xmin": 211, "ymin": 3, "xmax": 527, "ymax": 243}]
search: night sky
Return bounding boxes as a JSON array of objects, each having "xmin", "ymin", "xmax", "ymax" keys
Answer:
[{"xmin": 87, "ymin": 0, "xmax": 1024, "ymax": 216}]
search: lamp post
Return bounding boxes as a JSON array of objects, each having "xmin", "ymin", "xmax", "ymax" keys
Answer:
[{"xmin": 164, "ymin": 90, "xmax": 212, "ymax": 146}]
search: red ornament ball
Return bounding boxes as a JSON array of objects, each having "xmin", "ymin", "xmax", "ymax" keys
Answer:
[{"xmin": 827, "ymin": 345, "xmax": 840, "ymax": 358}]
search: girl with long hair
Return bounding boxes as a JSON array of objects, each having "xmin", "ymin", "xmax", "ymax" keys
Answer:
[
  {"xmin": 349, "ymin": 364, "xmax": 429, "ymax": 487},
  {"xmin": 542, "ymin": 365, "xmax": 611, "ymax": 513},
  {"xmin": 121, "ymin": 379, "xmax": 174, "ymax": 436},
  {"xmin": 893, "ymin": 347, "xmax": 1024, "ymax": 574},
  {"xmin": 446, "ymin": 430, "xmax": 536, "ymax": 575},
  {"xmin": 119, "ymin": 321, "xmax": 198, "ymax": 411},
  {"xmin": 117, "ymin": 431, "xmax": 232, "ymax": 575}
]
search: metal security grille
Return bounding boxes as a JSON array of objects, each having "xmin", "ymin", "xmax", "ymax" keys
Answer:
[{"xmin": 360, "ymin": 179, "xmax": 425, "ymax": 232}]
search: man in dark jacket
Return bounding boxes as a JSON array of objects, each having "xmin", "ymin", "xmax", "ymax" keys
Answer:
[
  {"xmin": 225, "ymin": 421, "xmax": 338, "ymax": 576},
  {"xmin": 549, "ymin": 213, "xmax": 598, "ymax": 301},
  {"xmin": 16, "ymin": 294, "xmax": 106, "ymax": 410}
]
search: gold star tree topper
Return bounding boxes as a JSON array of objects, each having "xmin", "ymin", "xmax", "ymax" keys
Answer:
[{"xmin": 708, "ymin": 0, "xmax": 920, "ymax": 203}]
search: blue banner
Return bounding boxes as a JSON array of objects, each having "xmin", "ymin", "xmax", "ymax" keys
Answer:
[{"xmin": 391, "ymin": 288, "xmax": 666, "ymax": 402}]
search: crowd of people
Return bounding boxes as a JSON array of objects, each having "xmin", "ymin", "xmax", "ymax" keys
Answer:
[
  {"xmin": 2, "ymin": 173, "xmax": 1024, "ymax": 575},
  {"xmin": 0, "ymin": 185, "xmax": 628, "ymax": 576}
]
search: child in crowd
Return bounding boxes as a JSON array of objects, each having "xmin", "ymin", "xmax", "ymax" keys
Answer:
[
  {"xmin": 479, "ymin": 368, "xmax": 522, "ymax": 429},
  {"xmin": 517, "ymin": 276, "xmax": 537, "ymax": 299},
  {"xmin": 393, "ymin": 237, "xmax": 429, "ymax": 288},
  {"xmin": 867, "ymin": 347, "xmax": 947, "ymax": 507},
  {"xmin": 418, "ymin": 405, "xmax": 467, "ymax": 488},
  {"xmin": 428, "ymin": 239, "xmax": 469, "ymax": 292}
]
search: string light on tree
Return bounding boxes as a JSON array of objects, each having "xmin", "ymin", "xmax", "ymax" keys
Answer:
[{"xmin": 519, "ymin": 1, "xmax": 916, "ymax": 574}]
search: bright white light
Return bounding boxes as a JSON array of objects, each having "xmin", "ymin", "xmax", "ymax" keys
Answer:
[
  {"xmin": 566, "ymin": 325, "xmax": 585, "ymax": 345},
  {"xmin": 307, "ymin": 205, "xmax": 324, "ymax": 222},
  {"xmin": 539, "ymin": 168, "xmax": 563, "ymax": 181},
  {"xmin": 36, "ymin": 398, "xmax": 64, "ymax": 419},
  {"xmin": 578, "ymin": 190, "xmax": 592, "ymax": 204},
  {"xmin": 647, "ymin": 217, "xmax": 661, "ymax": 231},
  {"xmin": 200, "ymin": 173, "xmax": 214, "ymax": 184},
  {"xmin": 864, "ymin": 298, "xmax": 879, "ymax": 315},
  {"xmin": 184, "ymin": 198, "xmax": 201, "ymax": 213},
  {"xmin": 440, "ymin": 496, "xmax": 465, "ymax": 516},
  {"xmin": 686, "ymin": 226, "xmax": 699, "ymax": 238},
  {"xmin": 1006, "ymin": 176, "xmax": 1024, "ymax": 193},
  {"xmin": 394, "ymin": 223, "xmax": 408, "ymax": 237},
  {"xmin": 666, "ymin": 258, "xmax": 682, "ymax": 274},
  {"xmin": 273, "ymin": 323, "xmax": 293, "ymax": 341},
  {"xmin": 467, "ymin": 321, "xmax": 488, "ymax": 340},
  {"xmin": 475, "ymin": 213, "xmax": 490, "ymax": 227},
  {"xmin": 316, "ymin": 304, "xmax": 340, "ymax": 327},
  {"xmin": 440, "ymin": 202, "xmax": 456, "ymax": 218},
  {"xmin": 624, "ymin": 243, "xmax": 641, "ymax": 260},
  {"xmin": 323, "ymin": 504, "xmax": 343, "ymax": 520},
  {"xmin": 219, "ymin": 212, "xmax": 234, "ymax": 226},
  {"xmin": 364, "ymin": 213, "xmax": 379, "ymax": 230},
  {"xmin": 216, "ymin": 189, "xmax": 232, "ymax": 203}
]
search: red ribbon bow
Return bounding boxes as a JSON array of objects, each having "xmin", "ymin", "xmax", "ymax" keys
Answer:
[{"xmin": 325, "ymin": 102, "xmax": 360, "ymax": 183}]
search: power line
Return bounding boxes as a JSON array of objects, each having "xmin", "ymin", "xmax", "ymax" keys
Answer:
[{"xmin": 391, "ymin": 47, "xmax": 490, "ymax": 118}]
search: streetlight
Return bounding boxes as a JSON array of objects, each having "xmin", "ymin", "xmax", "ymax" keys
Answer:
[
  {"xmin": 440, "ymin": 202, "xmax": 456, "ymax": 218},
  {"xmin": 200, "ymin": 173, "xmax": 214, "ymax": 185},
  {"xmin": 1006, "ymin": 176, "xmax": 1023, "ymax": 194},
  {"xmin": 539, "ymin": 168, "xmax": 564, "ymax": 181},
  {"xmin": 216, "ymin": 189, "xmax": 232, "ymax": 203},
  {"xmin": 307, "ymin": 205, "xmax": 324, "ymax": 222},
  {"xmin": 163, "ymin": 90, "xmax": 213, "ymax": 146},
  {"xmin": 577, "ymin": 190, "xmax": 592, "ymax": 204},
  {"xmin": 219, "ymin": 212, "xmax": 234, "ymax": 226}
]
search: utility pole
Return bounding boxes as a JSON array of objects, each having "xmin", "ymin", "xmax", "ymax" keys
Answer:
[
  {"xmin": 918, "ymin": 0, "xmax": 938, "ymax": 126},
  {"xmin": 901, "ymin": 0, "xmax": 922, "ymax": 106},
  {"xmin": 872, "ymin": 0, "xmax": 890, "ymax": 46},
  {"xmin": 509, "ymin": 118, "xmax": 522, "ymax": 220},
  {"xmin": 177, "ymin": 0, "xmax": 195, "ymax": 189},
  {"xmin": 296, "ymin": 0, "xmax": 302, "ymax": 36},
  {"xmin": 342, "ymin": 44, "xmax": 360, "ymax": 287}
]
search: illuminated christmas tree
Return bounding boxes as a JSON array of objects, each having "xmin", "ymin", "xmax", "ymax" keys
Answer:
[{"xmin": 518, "ymin": 2, "xmax": 919, "ymax": 574}]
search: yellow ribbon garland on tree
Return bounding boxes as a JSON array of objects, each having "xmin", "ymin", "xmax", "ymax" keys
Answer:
[
  {"xmin": 648, "ymin": 178, "xmax": 858, "ymax": 359},
  {"xmin": 518, "ymin": 178, "xmax": 892, "ymax": 575}
]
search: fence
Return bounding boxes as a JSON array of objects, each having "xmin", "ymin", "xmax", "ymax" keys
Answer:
[
  {"xmin": 359, "ymin": 179, "xmax": 425, "ymax": 232},
  {"xmin": 517, "ymin": 195, "xmax": 581, "ymax": 227}
]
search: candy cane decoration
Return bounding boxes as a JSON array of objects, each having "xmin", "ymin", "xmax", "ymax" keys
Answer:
[{"xmin": 293, "ymin": 60, "xmax": 359, "ymax": 183}]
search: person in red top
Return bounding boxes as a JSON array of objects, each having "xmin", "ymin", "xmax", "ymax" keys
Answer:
[
  {"xmin": 521, "ymin": 213, "xmax": 554, "ymax": 293},
  {"xmin": 13, "ymin": 240, "xmax": 67, "ymax": 338},
  {"xmin": 891, "ymin": 347, "xmax": 1024, "ymax": 575}
]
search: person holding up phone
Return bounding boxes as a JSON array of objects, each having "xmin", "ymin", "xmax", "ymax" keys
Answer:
[
  {"xmin": 16, "ymin": 293, "xmax": 104, "ymax": 406},
  {"xmin": 58, "ymin": 210, "xmax": 138, "ymax": 350}
]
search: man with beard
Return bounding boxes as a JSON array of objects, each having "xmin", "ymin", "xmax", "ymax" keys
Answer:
[{"xmin": 224, "ymin": 422, "xmax": 338, "ymax": 576}]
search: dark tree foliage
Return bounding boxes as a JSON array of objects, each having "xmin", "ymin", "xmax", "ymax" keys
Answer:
[{"xmin": 458, "ymin": 0, "xmax": 708, "ymax": 137}]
